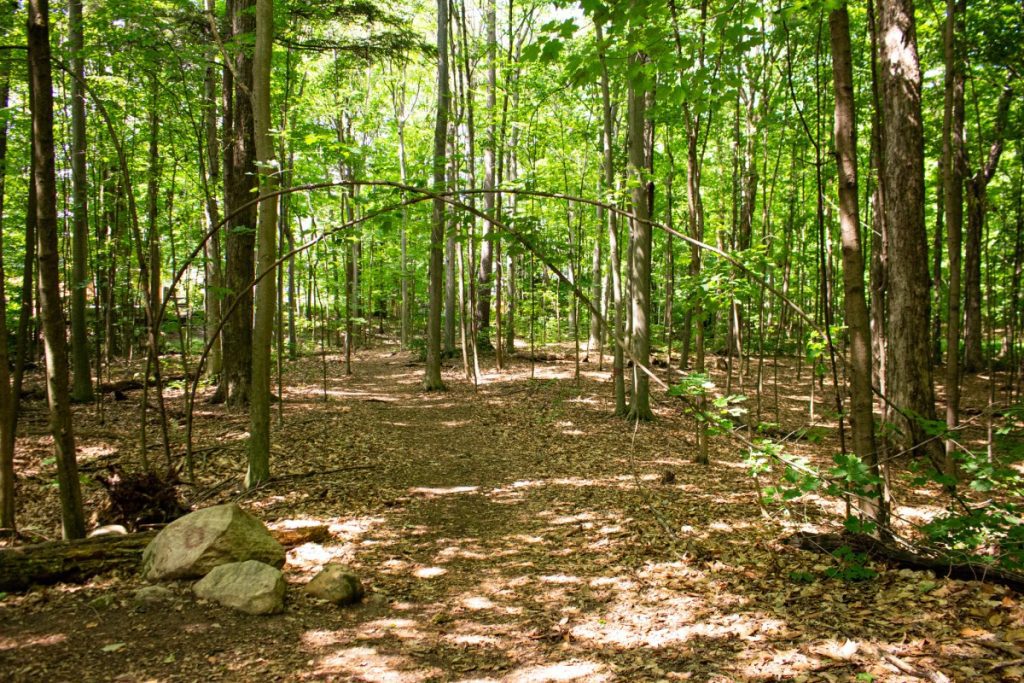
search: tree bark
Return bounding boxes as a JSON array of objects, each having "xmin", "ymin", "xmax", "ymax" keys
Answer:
[
  {"xmin": 626, "ymin": 51, "xmax": 653, "ymax": 422},
  {"xmin": 0, "ymin": 531, "xmax": 157, "ymax": 592},
  {"xmin": 0, "ymin": 41, "xmax": 15, "ymax": 532},
  {"xmin": 218, "ymin": 0, "xmax": 257, "ymax": 407},
  {"xmin": 596, "ymin": 23, "xmax": 625, "ymax": 416},
  {"xmin": 830, "ymin": 4, "xmax": 888, "ymax": 529},
  {"xmin": 424, "ymin": 0, "xmax": 449, "ymax": 391},
  {"xmin": 246, "ymin": 0, "xmax": 277, "ymax": 489},
  {"xmin": 203, "ymin": 0, "xmax": 224, "ymax": 378},
  {"xmin": 942, "ymin": 0, "xmax": 966, "ymax": 474},
  {"xmin": 28, "ymin": 0, "xmax": 86, "ymax": 539},
  {"xmin": 475, "ymin": 0, "xmax": 497, "ymax": 350},
  {"xmin": 963, "ymin": 83, "xmax": 1013, "ymax": 372},
  {"xmin": 69, "ymin": 0, "xmax": 93, "ymax": 402},
  {"xmin": 876, "ymin": 0, "xmax": 938, "ymax": 449}
]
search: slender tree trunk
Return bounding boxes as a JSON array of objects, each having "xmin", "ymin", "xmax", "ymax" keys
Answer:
[
  {"xmin": 589, "ymin": 231, "xmax": 603, "ymax": 358},
  {"xmin": 203, "ymin": 2, "xmax": 224, "ymax": 377},
  {"xmin": 942, "ymin": 0, "xmax": 966, "ymax": 475},
  {"xmin": 69, "ymin": 0, "xmax": 92, "ymax": 402},
  {"xmin": 963, "ymin": 83, "xmax": 1013, "ymax": 372},
  {"xmin": 830, "ymin": 4, "xmax": 888, "ymax": 529},
  {"xmin": 475, "ymin": 0, "xmax": 497, "ymax": 350},
  {"xmin": 28, "ymin": 0, "xmax": 86, "ymax": 539},
  {"xmin": 246, "ymin": 0, "xmax": 277, "ymax": 489},
  {"xmin": 596, "ymin": 23, "xmax": 625, "ymax": 415},
  {"xmin": 0, "ymin": 46, "xmax": 15, "ymax": 533},
  {"xmin": 395, "ymin": 98, "xmax": 411, "ymax": 349},
  {"xmin": 424, "ymin": 0, "xmax": 449, "ymax": 391},
  {"xmin": 626, "ymin": 51, "xmax": 653, "ymax": 422}
]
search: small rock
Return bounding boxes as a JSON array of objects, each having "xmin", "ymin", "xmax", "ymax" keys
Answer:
[
  {"xmin": 133, "ymin": 585, "xmax": 174, "ymax": 605},
  {"xmin": 304, "ymin": 563, "xmax": 364, "ymax": 605},
  {"xmin": 193, "ymin": 560, "xmax": 285, "ymax": 615}
]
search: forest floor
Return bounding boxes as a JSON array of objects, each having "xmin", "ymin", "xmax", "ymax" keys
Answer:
[{"xmin": 2, "ymin": 340, "xmax": 1023, "ymax": 682}]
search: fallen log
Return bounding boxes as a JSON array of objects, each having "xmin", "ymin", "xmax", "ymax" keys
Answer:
[
  {"xmin": 785, "ymin": 531, "xmax": 1024, "ymax": 593},
  {"xmin": 0, "ymin": 531, "xmax": 156, "ymax": 592},
  {"xmin": 99, "ymin": 373, "xmax": 191, "ymax": 395}
]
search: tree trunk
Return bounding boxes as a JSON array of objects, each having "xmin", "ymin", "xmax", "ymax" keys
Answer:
[
  {"xmin": 942, "ymin": 0, "xmax": 966, "ymax": 474},
  {"xmin": 69, "ymin": 0, "xmax": 92, "ymax": 402},
  {"xmin": 0, "ymin": 44, "xmax": 15, "ymax": 532},
  {"xmin": 626, "ymin": 51, "xmax": 653, "ymax": 422},
  {"xmin": 830, "ymin": 4, "xmax": 888, "ymax": 529},
  {"xmin": 876, "ymin": 0, "xmax": 938, "ymax": 450},
  {"xmin": 475, "ymin": 0, "xmax": 497, "ymax": 350},
  {"xmin": 218, "ymin": 0, "xmax": 257, "ymax": 407},
  {"xmin": 246, "ymin": 0, "xmax": 277, "ymax": 489},
  {"xmin": 596, "ymin": 23, "xmax": 625, "ymax": 416},
  {"xmin": 962, "ymin": 83, "xmax": 1013, "ymax": 372},
  {"xmin": 203, "ymin": 2, "xmax": 224, "ymax": 377},
  {"xmin": 28, "ymin": 0, "xmax": 86, "ymax": 539},
  {"xmin": 424, "ymin": 0, "xmax": 449, "ymax": 391}
]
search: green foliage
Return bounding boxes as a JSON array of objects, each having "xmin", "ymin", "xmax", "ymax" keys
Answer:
[
  {"xmin": 824, "ymin": 546, "xmax": 877, "ymax": 582},
  {"xmin": 669, "ymin": 374, "xmax": 746, "ymax": 437}
]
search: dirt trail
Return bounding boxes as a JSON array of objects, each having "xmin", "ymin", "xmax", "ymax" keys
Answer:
[{"xmin": 0, "ymin": 349, "xmax": 1020, "ymax": 682}]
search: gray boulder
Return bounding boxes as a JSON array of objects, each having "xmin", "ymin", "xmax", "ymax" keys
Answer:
[
  {"xmin": 193, "ymin": 560, "xmax": 285, "ymax": 615},
  {"xmin": 304, "ymin": 563, "xmax": 364, "ymax": 605},
  {"xmin": 142, "ymin": 503, "xmax": 285, "ymax": 581}
]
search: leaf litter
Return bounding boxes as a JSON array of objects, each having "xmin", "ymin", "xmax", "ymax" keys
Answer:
[{"xmin": 0, "ymin": 346, "xmax": 1021, "ymax": 681}]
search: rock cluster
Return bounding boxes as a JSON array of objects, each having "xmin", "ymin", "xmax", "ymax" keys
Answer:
[{"xmin": 141, "ymin": 503, "xmax": 363, "ymax": 615}]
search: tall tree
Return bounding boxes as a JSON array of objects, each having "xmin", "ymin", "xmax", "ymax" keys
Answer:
[
  {"xmin": 626, "ymin": 50, "xmax": 653, "ymax": 421},
  {"xmin": 69, "ymin": 0, "xmax": 92, "ymax": 402},
  {"xmin": 28, "ymin": 0, "xmax": 86, "ymax": 539},
  {"xmin": 476, "ymin": 0, "xmax": 498, "ymax": 350},
  {"xmin": 830, "ymin": 3, "xmax": 887, "ymax": 528},
  {"xmin": 247, "ymin": 0, "xmax": 277, "ymax": 488},
  {"xmin": 217, "ymin": 0, "xmax": 257, "ymax": 406},
  {"xmin": 0, "ymin": 8, "xmax": 15, "ymax": 532},
  {"xmin": 962, "ymin": 81, "xmax": 1014, "ymax": 372},
  {"xmin": 942, "ymin": 0, "xmax": 966, "ymax": 472},
  {"xmin": 424, "ymin": 0, "xmax": 448, "ymax": 391},
  {"xmin": 596, "ymin": 22, "xmax": 625, "ymax": 416},
  {"xmin": 876, "ymin": 0, "xmax": 938, "ymax": 449},
  {"xmin": 203, "ymin": 0, "xmax": 224, "ymax": 378}
]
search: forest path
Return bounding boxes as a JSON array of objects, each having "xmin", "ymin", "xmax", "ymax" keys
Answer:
[{"xmin": 1, "ymin": 346, "xmax": 1019, "ymax": 682}]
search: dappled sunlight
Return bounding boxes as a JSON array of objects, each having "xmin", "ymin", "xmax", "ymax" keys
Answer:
[
  {"xmin": 310, "ymin": 645, "xmax": 442, "ymax": 682},
  {"xmin": 0, "ymin": 632, "xmax": 67, "ymax": 651},
  {"xmin": 409, "ymin": 485, "xmax": 480, "ymax": 497},
  {"xmin": 358, "ymin": 617, "xmax": 427, "ymax": 642},
  {"xmin": 414, "ymin": 566, "xmax": 448, "ymax": 578},
  {"xmin": 500, "ymin": 660, "xmax": 612, "ymax": 682},
  {"xmin": 288, "ymin": 541, "xmax": 350, "ymax": 572},
  {"xmin": 461, "ymin": 595, "xmax": 496, "ymax": 610}
]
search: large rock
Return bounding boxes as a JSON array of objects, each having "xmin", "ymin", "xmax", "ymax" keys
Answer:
[
  {"xmin": 193, "ymin": 560, "xmax": 285, "ymax": 615},
  {"xmin": 304, "ymin": 563, "xmax": 364, "ymax": 605},
  {"xmin": 142, "ymin": 503, "xmax": 284, "ymax": 581}
]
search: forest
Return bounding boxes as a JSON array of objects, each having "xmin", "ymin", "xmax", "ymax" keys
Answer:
[{"xmin": 0, "ymin": 0, "xmax": 1023, "ymax": 679}]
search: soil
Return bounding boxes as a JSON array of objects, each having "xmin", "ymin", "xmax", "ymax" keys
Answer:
[{"xmin": 1, "ymin": 342, "xmax": 1023, "ymax": 682}]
